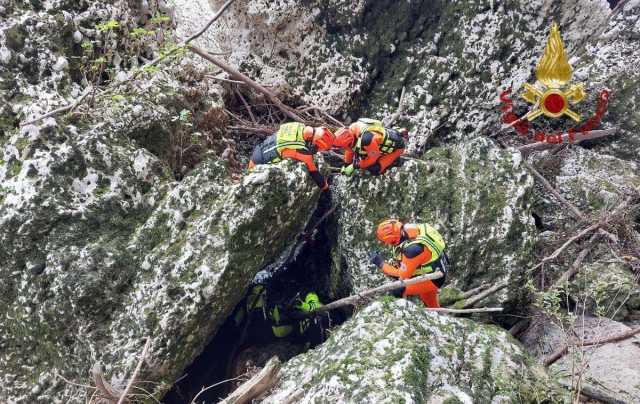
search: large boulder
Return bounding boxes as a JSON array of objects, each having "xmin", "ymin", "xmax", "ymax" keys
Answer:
[
  {"xmin": 0, "ymin": 111, "xmax": 319, "ymax": 402},
  {"xmin": 261, "ymin": 298, "xmax": 565, "ymax": 403},
  {"xmin": 329, "ymin": 137, "xmax": 536, "ymax": 308},
  {"xmin": 521, "ymin": 315, "xmax": 640, "ymax": 403},
  {"xmin": 198, "ymin": 0, "xmax": 622, "ymax": 154},
  {"xmin": 569, "ymin": 260, "xmax": 640, "ymax": 321},
  {"xmin": 530, "ymin": 147, "xmax": 640, "ymax": 321},
  {"xmin": 0, "ymin": 0, "xmax": 176, "ymax": 134},
  {"xmin": 575, "ymin": 0, "xmax": 640, "ymax": 161}
]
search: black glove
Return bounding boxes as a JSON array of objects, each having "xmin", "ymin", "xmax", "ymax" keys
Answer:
[{"xmin": 368, "ymin": 251, "xmax": 384, "ymax": 269}]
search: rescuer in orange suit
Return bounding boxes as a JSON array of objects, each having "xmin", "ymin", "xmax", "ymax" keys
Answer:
[
  {"xmin": 370, "ymin": 219, "xmax": 449, "ymax": 308},
  {"xmin": 248, "ymin": 122, "xmax": 335, "ymax": 190},
  {"xmin": 333, "ymin": 118, "xmax": 407, "ymax": 176}
]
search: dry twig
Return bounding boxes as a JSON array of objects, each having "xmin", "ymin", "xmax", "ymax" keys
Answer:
[
  {"xmin": 460, "ymin": 280, "xmax": 509, "ymax": 308},
  {"xmin": 543, "ymin": 326, "xmax": 640, "ymax": 367},
  {"xmin": 22, "ymin": 87, "xmax": 93, "ymax": 126},
  {"xmin": 184, "ymin": 0, "xmax": 237, "ymax": 44},
  {"xmin": 116, "ymin": 338, "xmax": 151, "ymax": 404},
  {"xmin": 531, "ymin": 222, "xmax": 604, "ymax": 273},
  {"xmin": 518, "ymin": 129, "xmax": 618, "ymax": 153},
  {"xmin": 189, "ymin": 45, "xmax": 303, "ymax": 122}
]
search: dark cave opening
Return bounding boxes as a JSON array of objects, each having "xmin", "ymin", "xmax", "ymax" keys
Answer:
[
  {"xmin": 163, "ymin": 195, "xmax": 347, "ymax": 403},
  {"xmin": 607, "ymin": 0, "xmax": 620, "ymax": 8},
  {"xmin": 532, "ymin": 212, "xmax": 545, "ymax": 231}
]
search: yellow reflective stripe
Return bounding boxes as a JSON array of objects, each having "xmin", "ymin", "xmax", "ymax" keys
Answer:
[
  {"xmin": 416, "ymin": 235, "xmax": 442, "ymax": 256},
  {"xmin": 417, "ymin": 224, "xmax": 446, "ymax": 251},
  {"xmin": 266, "ymin": 141, "xmax": 306, "ymax": 153},
  {"xmin": 272, "ymin": 324, "xmax": 293, "ymax": 338},
  {"xmin": 414, "ymin": 265, "xmax": 434, "ymax": 275}
]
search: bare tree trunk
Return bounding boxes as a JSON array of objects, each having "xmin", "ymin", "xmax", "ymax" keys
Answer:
[
  {"xmin": 219, "ymin": 357, "xmax": 281, "ymax": 404},
  {"xmin": 518, "ymin": 129, "xmax": 617, "ymax": 153}
]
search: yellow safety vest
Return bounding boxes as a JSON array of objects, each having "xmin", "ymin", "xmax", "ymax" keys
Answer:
[
  {"xmin": 397, "ymin": 224, "xmax": 446, "ymax": 276},
  {"xmin": 353, "ymin": 118, "xmax": 396, "ymax": 156},
  {"xmin": 275, "ymin": 122, "xmax": 308, "ymax": 151}
]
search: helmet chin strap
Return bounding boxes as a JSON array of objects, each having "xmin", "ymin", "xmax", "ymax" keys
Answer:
[{"xmin": 399, "ymin": 226, "xmax": 408, "ymax": 243}]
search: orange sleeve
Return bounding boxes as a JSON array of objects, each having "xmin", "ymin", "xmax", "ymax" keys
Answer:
[
  {"xmin": 357, "ymin": 133, "xmax": 383, "ymax": 169},
  {"xmin": 344, "ymin": 148, "xmax": 354, "ymax": 164},
  {"xmin": 281, "ymin": 149, "xmax": 318, "ymax": 172},
  {"xmin": 382, "ymin": 247, "xmax": 432, "ymax": 279},
  {"xmin": 280, "ymin": 148, "xmax": 326, "ymax": 189}
]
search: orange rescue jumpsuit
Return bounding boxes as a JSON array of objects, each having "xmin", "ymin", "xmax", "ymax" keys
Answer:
[
  {"xmin": 344, "ymin": 131, "xmax": 404, "ymax": 175},
  {"xmin": 380, "ymin": 225, "xmax": 441, "ymax": 308},
  {"xmin": 249, "ymin": 149, "xmax": 327, "ymax": 190}
]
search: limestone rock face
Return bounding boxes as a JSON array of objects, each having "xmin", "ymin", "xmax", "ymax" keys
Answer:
[
  {"xmin": 261, "ymin": 299, "xmax": 565, "ymax": 403},
  {"xmin": 576, "ymin": 0, "xmax": 640, "ymax": 161},
  {"xmin": 0, "ymin": 110, "xmax": 319, "ymax": 403},
  {"xmin": 570, "ymin": 260, "xmax": 640, "ymax": 321},
  {"xmin": 0, "ymin": 0, "xmax": 175, "ymax": 135},
  {"xmin": 556, "ymin": 147, "xmax": 640, "ymax": 213},
  {"xmin": 199, "ymin": 0, "xmax": 627, "ymax": 157},
  {"xmin": 330, "ymin": 137, "xmax": 536, "ymax": 308}
]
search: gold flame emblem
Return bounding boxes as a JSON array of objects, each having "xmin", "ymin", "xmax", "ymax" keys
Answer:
[{"xmin": 521, "ymin": 23, "xmax": 586, "ymax": 122}]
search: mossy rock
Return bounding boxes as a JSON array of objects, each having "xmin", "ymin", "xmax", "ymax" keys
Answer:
[
  {"xmin": 330, "ymin": 137, "xmax": 536, "ymax": 310},
  {"xmin": 261, "ymin": 299, "xmax": 566, "ymax": 403}
]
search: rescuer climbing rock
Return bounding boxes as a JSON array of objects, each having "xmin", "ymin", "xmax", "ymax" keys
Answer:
[
  {"xmin": 371, "ymin": 219, "xmax": 449, "ymax": 308},
  {"xmin": 333, "ymin": 118, "xmax": 407, "ymax": 176},
  {"xmin": 249, "ymin": 122, "xmax": 335, "ymax": 190}
]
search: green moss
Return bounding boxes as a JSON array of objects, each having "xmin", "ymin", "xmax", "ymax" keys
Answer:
[
  {"xmin": 5, "ymin": 24, "xmax": 27, "ymax": 51},
  {"xmin": 438, "ymin": 286, "xmax": 464, "ymax": 306},
  {"xmin": 7, "ymin": 159, "xmax": 22, "ymax": 178},
  {"xmin": 15, "ymin": 137, "xmax": 29, "ymax": 152}
]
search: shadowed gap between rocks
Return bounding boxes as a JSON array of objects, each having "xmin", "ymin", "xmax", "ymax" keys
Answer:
[{"xmin": 163, "ymin": 194, "xmax": 348, "ymax": 403}]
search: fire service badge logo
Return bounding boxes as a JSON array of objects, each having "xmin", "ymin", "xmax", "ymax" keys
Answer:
[{"xmin": 500, "ymin": 23, "xmax": 610, "ymax": 144}]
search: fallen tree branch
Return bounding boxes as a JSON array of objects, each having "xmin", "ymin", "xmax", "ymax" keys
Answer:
[
  {"xmin": 189, "ymin": 45, "xmax": 303, "ymax": 122},
  {"xmin": 21, "ymin": 87, "xmax": 93, "ymax": 126},
  {"xmin": 461, "ymin": 284, "xmax": 486, "ymax": 299},
  {"xmin": 425, "ymin": 307, "xmax": 503, "ymax": 314},
  {"xmin": 518, "ymin": 128, "xmax": 618, "ymax": 153},
  {"xmin": 531, "ymin": 222, "xmax": 604, "ymax": 273},
  {"xmin": 308, "ymin": 272, "xmax": 444, "ymax": 314},
  {"xmin": 184, "ymin": 0, "xmax": 237, "ymax": 44},
  {"xmin": 543, "ymin": 326, "xmax": 640, "ymax": 367},
  {"xmin": 508, "ymin": 319, "xmax": 530, "ymax": 337},
  {"xmin": 303, "ymin": 273, "xmax": 502, "ymax": 315},
  {"xmin": 383, "ymin": 86, "xmax": 406, "ymax": 126},
  {"xmin": 117, "ymin": 337, "xmax": 151, "ymax": 404},
  {"xmin": 523, "ymin": 160, "xmax": 585, "ymax": 221},
  {"xmin": 460, "ymin": 280, "xmax": 509, "ymax": 308},
  {"xmin": 550, "ymin": 232, "xmax": 600, "ymax": 289},
  {"xmin": 558, "ymin": 380, "xmax": 626, "ymax": 404},
  {"xmin": 219, "ymin": 356, "xmax": 281, "ymax": 404}
]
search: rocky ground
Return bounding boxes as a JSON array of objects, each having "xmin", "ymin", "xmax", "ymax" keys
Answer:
[{"xmin": 1, "ymin": 0, "xmax": 639, "ymax": 403}]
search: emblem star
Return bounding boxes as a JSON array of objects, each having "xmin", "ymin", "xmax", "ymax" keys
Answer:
[{"xmin": 521, "ymin": 23, "xmax": 587, "ymax": 123}]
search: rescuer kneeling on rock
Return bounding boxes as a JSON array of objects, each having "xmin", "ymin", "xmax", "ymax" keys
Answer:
[
  {"xmin": 333, "ymin": 118, "xmax": 407, "ymax": 176},
  {"xmin": 248, "ymin": 122, "xmax": 335, "ymax": 190},
  {"xmin": 370, "ymin": 219, "xmax": 449, "ymax": 308}
]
